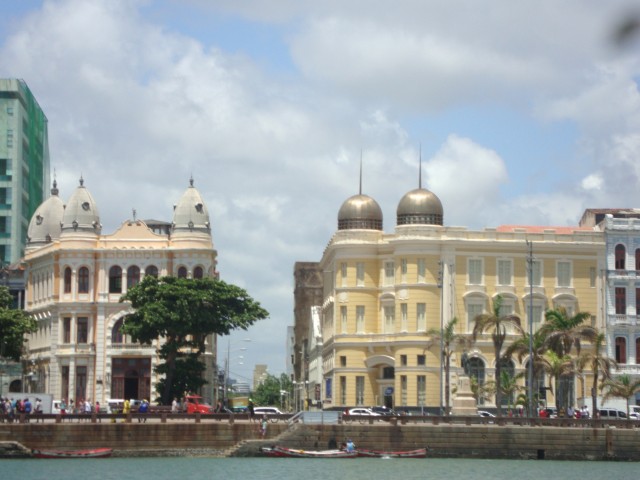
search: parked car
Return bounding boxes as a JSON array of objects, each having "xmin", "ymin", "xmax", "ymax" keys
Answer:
[
  {"xmin": 477, "ymin": 410, "xmax": 495, "ymax": 418},
  {"xmin": 184, "ymin": 395, "xmax": 214, "ymax": 414},
  {"xmin": 539, "ymin": 407, "xmax": 557, "ymax": 418},
  {"xmin": 343, "ymin": 407, "xmax": 382, "ymax": 416},
  {"xmin": 371, "ymin": 406, "xmax": 398, "ymax": 416},
  {"xmin": 253, "ymin": 406, "xmax": 284, "ymax": 415},
  {"xmin": 598, "ymin": 408, "xmax": 627, "ymax": 419}
]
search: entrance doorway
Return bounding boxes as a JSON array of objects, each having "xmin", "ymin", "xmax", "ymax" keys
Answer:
[{"xmin": 110, "ymin": 357, "xmax": 151, "ymax": 400}]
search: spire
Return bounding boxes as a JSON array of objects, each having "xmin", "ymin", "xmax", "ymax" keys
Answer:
[
  {"xmin": 79, "ymin": 175, "xmax": 84, "ymax": 187},
  {"xmin": 359, "ymin": 150, "xmax": 363, "ymax": 195},
  {"xmin": 190, "ymin": 175, "xmax": 194, "ymax": 187},
  {"xmin": 418, "ymin": 144, "xmax": 422, "ymax": 189}
]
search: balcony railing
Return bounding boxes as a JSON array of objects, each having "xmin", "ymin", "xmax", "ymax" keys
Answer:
[{"xmin": 609, "ymin": 314, "xmax": 637, "ymax": 326}]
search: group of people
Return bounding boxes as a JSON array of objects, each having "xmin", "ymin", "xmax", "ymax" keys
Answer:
[{"xmin": 0, "ymin": 397, "xmax": 41, "ymax": 422}]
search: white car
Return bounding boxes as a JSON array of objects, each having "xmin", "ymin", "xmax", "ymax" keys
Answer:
[
  {"xmin": 344, "ymin": 407, "xmax": 381, "ymax": 416},
  {"xmin": 253, "ymin": 406, "xmax": 284, "ymax": 416},
  {"xmin": 478, "ymin": 410, "xmax": 495, "ymax": 418}
]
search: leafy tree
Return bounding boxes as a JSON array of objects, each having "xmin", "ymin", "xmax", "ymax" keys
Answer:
[
  {"xmin": 252, "ymin": 373, "xmax": 293, "ymax": 409},
  {"xmin": 540, "ymin": 351, "xmax": 574, "ymax": 413},
  {"xmin": 0, "ymin": 287, "xmax": 36, "ymax": 361},
  {"xmin": 601, "ymin": 374, "xmax": 640, "ymax": 419},
  {"xmin": 576, "ymin": 330, "xmax": 616, "ymax": 414},
  {"xmin": 541, "ymin": 307, "xmax": 596, "ymax": 357},
  {"xmin": 121, "ymin": 276, "xmax": 269, "ymax": 405},
  {"xmin": 470, "ymin": 375, "xmax": 493, "ymax": 405},
  {"xmin": 427, "ymin": 317, "xmax": 472, "ymax": 415},
  {"xmin": 472, "ymin": 294, "xmax": 523, "ymax": 416}
]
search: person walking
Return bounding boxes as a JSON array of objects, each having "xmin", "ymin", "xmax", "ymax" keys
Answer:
[{"xmin": 260, "ymin": 414, "xmax": 267, "ymax": 439}]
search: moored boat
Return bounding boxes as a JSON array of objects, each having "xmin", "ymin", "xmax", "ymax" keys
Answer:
[
  {"xmin": 32, "ymin": 448, "xmax": 113, "ymax": 459},
  {"xmin": 261, "ymin": 445, "xmax": 357, "ymax": 458},
  {"xmin": 356, "ymin": 447, "xmax": 427, "ymax": 458}
]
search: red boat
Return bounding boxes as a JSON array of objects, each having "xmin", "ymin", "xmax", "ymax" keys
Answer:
[
  {"xmin": 32, "ymin": 448, "xmax": 113, "ymax": 459},
  {"xmin": 261, "ymin": 445, "xmax": 357, "ymax": 458},
  {"xmin": 356, "ymin": 447, "xmax": 428, "ymax": 458}
]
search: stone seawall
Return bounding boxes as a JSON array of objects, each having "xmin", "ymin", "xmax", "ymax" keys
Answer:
[{"xmin": 1, "ymin": 421, "xmax": 639, "ymax": 461}]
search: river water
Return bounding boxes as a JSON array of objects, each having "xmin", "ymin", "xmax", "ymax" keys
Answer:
[{"xmin": 1, "ymin": 457, "xmax": 637, "ymax": 480}]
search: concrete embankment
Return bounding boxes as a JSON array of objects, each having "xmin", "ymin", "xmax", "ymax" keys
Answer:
[{"xmin": 1, "ymin": 420, "xmax": 639, "ymax": 461}]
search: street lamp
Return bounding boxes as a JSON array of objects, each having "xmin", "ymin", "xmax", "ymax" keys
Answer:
[
  {"xmin": 526, "ymin": 240, "xmax": 534, "ymax": 417},
  {"xmin": 223, "ymin": 337, "xmax": 250, "ymax": 405}
]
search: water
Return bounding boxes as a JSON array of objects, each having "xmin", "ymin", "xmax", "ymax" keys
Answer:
[{"xmin": 1, "ymin": 457, "xmax": 638, "ymax": 480}]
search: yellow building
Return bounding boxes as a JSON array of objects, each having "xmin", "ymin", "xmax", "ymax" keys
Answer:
[
  {"xmin": 23, "ymin": 178, "xmax": 217, "ymax": 406},
  {"xmin": 316, "ymin": 180, "xmax": 604, "ymax": 413}
]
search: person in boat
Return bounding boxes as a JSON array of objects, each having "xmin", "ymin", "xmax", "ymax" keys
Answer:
[{"xmin": 346, "ymin": 439, "xmax": 355, "ymax": 453}]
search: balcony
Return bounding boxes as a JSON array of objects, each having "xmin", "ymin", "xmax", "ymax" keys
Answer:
[
  {"xmin": 56, "ymin": 343, "xmax": 96, "ymax": 355},
  {"xmin": 608, "ymin": 314, "xmax": 637, "ymax": 326}
]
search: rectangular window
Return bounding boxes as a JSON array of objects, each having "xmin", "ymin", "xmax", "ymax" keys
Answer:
[
  {"xmin": 530, "ymin": 260, "xmax": 542, "ymax": 286},
  {"xmin": 467, "ymin": 303, "xmax": 484, "ymax": 331},
  {"xmin": 530, "ymin": 305, "xmax": 543, "ymax": 331},
  {"xmin": 417, "ymin": 375, "xmax": 426, "ymax": 406},
  {"xmin": 401, "ymin": 258, "xmax": 407, "ymax": 283},
  {"xmin": 497, "ymin": 259, "xmax": 512, "ymax": 286},
  {"xmin": 75, "ymin": 366, "xmax": 87, "ymax": 402},
  {"xmin": 384, "ymin": 261, "xmax": 395, "ymax": 286},
  {"xmin": 417, "ymin": 354, "xmax": 426, "ymax": 366},
  {"xmin": 61, "ymin": 366, "xmax": 70, "ymax": 403},
  {"xmin": 400, "ymin": 375, "xmax": 407, "ymax": 406},
  {"xmin": 0, "ymin": 216, "xmax": 7, "ymax": 233},
  {"xmin": 356, "ymin": 306, "xmax": 365, "ymax": 333},
  {"xmin": 340, "ymin": 376, "xmax": 347, "ymax": 405},
  {"xmin": 616, "ymin": 287, "xmax": 626, "ymax": 315},
  {"xmin": 383, "ymin": 305, "xmax": 394, "ymax": 333},
  {"xmin": 340, "ymin": 306, "xmax": 347, "ymax": 334},
  {"xmin": 63, "ymin": 317, "xmax": 71, "ymax": 343},
  {"xmin": 340, "ymin": 262, "xmax": 347, "ymax": 287},
  {"xmin": 417, "ymin": 258, "xmax": 426, "ymax": 283},
  {"xmin": 356, "ymin": 376, "xmax": 365, "ymax": 405},
  {"xmin": 340, "ymin": 356, "xmax": 346, "ymax": 367},
  {"xmin": 401, "ymin": 303, "xmax": 408, "ymax": 331},
  {"xmin": 590, "ymin": 267, "xmax": 596, "ymax": 288},
  {"xmin": 356, "ymin": 262, "xmax": 365, "ymax": 287},
  {"xmin": 77, "ymin": 317, "xmax": 88, "ymax": 344},
  {"xmin": 557, "ymin": 261, "xmax": 571, "ymax": 287},
  {"xmin": 468, "ymin": 259, "xmax": 482, "ymax": 285},
  {"xmin": 417, "ymin": 303, "xmax": 426, "ymax": 331},
  {"xmin": 6, "ymin": 106, "xmax": 13, "ymax": 115},
  {"xmin": 400, "ymin": 354, "xmax": 407, "ymax": 366}
]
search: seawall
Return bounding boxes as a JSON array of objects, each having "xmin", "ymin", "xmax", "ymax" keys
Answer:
[{"xmin": 1, "ymin": 420, "xmax": 639, "ymax": 461}]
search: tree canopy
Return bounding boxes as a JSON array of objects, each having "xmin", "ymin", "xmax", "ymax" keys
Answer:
[
  {"xmin": 252, "ymin": 373, "xmax": 293, "ymax": 409},
  {"xmin": 0, "ymin": 287, "xmax": 36, "ymax": 361},
  {"xmin": 121, "ymin": 275, "xmax": 269, "ymax": 404}
]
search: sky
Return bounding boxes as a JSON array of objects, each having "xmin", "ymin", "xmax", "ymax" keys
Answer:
[{"xmin": 1, "ymin": 0, "xmax": 640, "ymax": 384}]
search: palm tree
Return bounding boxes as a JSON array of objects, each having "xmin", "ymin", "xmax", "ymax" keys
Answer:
[
  {"xmin": 472, "ymin": 294, "xmax": 523, "ymax": 416},
  {"xmin": 601, "ymin": 374, "xmax": 640, "ymax": 419},
  {"xmin": 428, "ymin": 317, "xmax": 472, "ymax": 415},
  {"xmin": 470, "ymin": 375, "xmax": 493, "ymax": 406},
  {"xmin": 491, "ymin": 370, "xmax": 524, "ymax": 415},
  {"xmin": 541, "ymin": 307, "xmax": 596, "ymax": 357},
  {"xmin": 541, "ymin": 351, "xmax": 574, "ymax": 414},
  {"xmin": 575, "ymin": 331, "xmax": 616, "ymax": 414}
]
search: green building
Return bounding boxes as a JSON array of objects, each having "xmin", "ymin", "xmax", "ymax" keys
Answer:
[{"xmin": 0, "ymin": 79, "xmax": 49, "ymax": 265}]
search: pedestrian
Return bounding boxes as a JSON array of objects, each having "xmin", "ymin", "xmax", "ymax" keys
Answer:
[
  {"xmin": 23, "ymin": 397, "xmax": 32, "ymax": 423},
  {"xmin": 95, "ymin": 401, "xmax": 101, "ymax": 422},
  {"xmin": 248, "ymin": 399, "xmax": 255, "ymax": 421},
  {"xmin": 346, "ymin": 439, "xmax": 355, "ymax": 453},
  {"xmin": 260, "ymin": 414, "xmax": 267, "ymax": 438},
  {"xmin": 138, "ymin": 399, "xmax": 149, "ymax": 422},
  {"xmin": 84, "ymin": 398, "xmax": 92, "ymax": 421},
  {"xmin": 171, "ymin": 397, "xmax": 179, "ymax": 415}
]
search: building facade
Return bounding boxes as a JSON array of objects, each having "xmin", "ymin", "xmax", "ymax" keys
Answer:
[
  {"xmin": 23, "ymin": 178, "xmax": 218, "ymax": 405},
  {"xmin": 0, "ymin": 78, "xmax": 49, "ymax": 265},
  {"xmin": 310, "ymin": 180, "xmax": 605, "ymax": 412}
]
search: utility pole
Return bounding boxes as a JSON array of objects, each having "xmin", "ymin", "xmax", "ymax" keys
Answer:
[
  {"xmin": 438, "ymin": 260, "xmax": 444, "ymax": 416},
  {"xmin": 526, "ymin": 240, "xmax": 534, "ymax": 417}
]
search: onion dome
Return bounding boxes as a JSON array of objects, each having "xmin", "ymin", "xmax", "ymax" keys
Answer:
[
  {"xmin": 26, "ymin": 180, "xmax": 65, "ymax": 246},
  {"xmin": 61, "ymin": 177, "xmax": 101, "ymax": 235},
  {"xmin": 338, "ymin": 194, "xmax": 383, "ymax": 230},
  {"xmin": 171, "ymin": 178, "xmax": 211, "ymax": 235},
  {"xmin": 396, "ymin": 188, "xmax": 443, "ymax": 226}
]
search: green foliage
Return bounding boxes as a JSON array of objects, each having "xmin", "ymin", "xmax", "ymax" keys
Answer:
[
  {"xmin": 121, "ymin": 276, "xmax": 269, "ymax": 404},
  {"xmin": 252, "ymin": 373, "xmax": 293, "ymax": 409},
  {"xmin": 0, "ymin": 287, "xmax": 36, "ymax": 361},
  {"xmin": 154, "ymin": 354, "xmax": 206, "ymax": 403},
  {"xmin": 601, "ymin": 374, "xmax": 640, "ymax": 418}
]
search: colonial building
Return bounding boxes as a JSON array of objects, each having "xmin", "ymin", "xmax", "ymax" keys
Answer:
[
  {"xmin": 309, "ymin": 177, "xmax": 605, "ymax": 412},
  {"xmin": 22, "ymin": 178, "xmax": 218, "ymax": 405}
]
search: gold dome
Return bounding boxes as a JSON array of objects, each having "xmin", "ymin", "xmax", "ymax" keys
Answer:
[
  {"xmin": 396, "ymin": 188, "xmax": 443, "ymax": 226},
  {"xmin": 338, "ymin": 194, "xmax": 383, "ymax": 230}
]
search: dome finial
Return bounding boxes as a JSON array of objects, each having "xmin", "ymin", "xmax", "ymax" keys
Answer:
[
  {"xmin": 51, "ymin": 169, "xmax": 59, "ymax": 196},
  {"xmin": 419, "ymin": 144, "xmax": 422, "ymax": 189},
  {"xmin": 79, "ymin": 175, "xmax": 84, "ymax": 187},
  {"xmin": 359, "ymin": 149, "xmax": 363, "ymax": 195},
  {"xmin": 190, "ymin": 175, "xmax": 194, "ymax": 187}
]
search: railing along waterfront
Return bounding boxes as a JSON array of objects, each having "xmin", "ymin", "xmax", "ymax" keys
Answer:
[{"xmin": 2, "ymin": 412, "xmax": 640, "ymax": 429}]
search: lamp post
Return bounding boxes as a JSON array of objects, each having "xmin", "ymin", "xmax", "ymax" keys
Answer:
[
  {"xmin": 526, "ymin": 240, "xmax": 534, "ymax": 417},
  {"xmin": 437, "ymin": 260, "xmax": 444, "ymax": 416},
  {"xmin": 223, "ymin": 337, "xmax": 250, "ymax": 405}
]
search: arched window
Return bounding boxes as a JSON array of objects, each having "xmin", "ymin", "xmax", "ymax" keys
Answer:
[
  {"xmin": 63, "ymin": 267, "xmax": 72, "ymax": 294},
  {"xmin": 616, "ymin": 337, "xmax": 627, "ymax": 364},
  {"xmin": 112, "ymin": 318, "xmax": 124, "ymax": 344},
  {"xmin": 109, "ymin": 266, "xmax": 122, "ymax": 293},
  {"xmin": 615, "ymin": 244, "xmax": 626, "ymax": 270},
  {"xmin": 467, "ymin": 357, "xmax": 486, "ymax": 405},
  {"xmin": 78, "ymin": 267, "xmax": 89, "ymax": 294},
  {"xmin": 193, "ymin": 266, "xmax": 204, "ymax": 279},
  {"xmin": 127, "ymin": 266, "xmax": 140, "ymax": 289},
  {"xmin": 145, "ymin": 265, "xmax": 158, "ymax": 278},
  {"xmin": 177, "ymin": 266, "xmax": 188, "ymax": 278}
]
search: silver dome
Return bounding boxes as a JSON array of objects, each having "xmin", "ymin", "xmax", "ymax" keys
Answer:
[
  {"xmin": 171, "ymin": 179, "xmax": 211, "ymax": 235},
  {"xmin": 337, "ymin": 194, "xmax": 383, "ymax": 230},
  {"xmin": 396, "ymin": 188, "xmax": 443, "ymax": 226},
  {"xmin": 61, "ymin": 177, "xmax": 101, "ymax": 235},
  {"xmin": 27, "ymin": 180, "xmax": 64, "ymax": 245}
]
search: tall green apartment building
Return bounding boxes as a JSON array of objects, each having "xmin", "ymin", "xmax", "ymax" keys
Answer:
[{"xmin": 0, "ymin": 79, "xmax": 49, "ymax": 265}]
